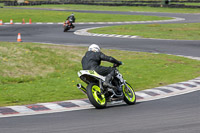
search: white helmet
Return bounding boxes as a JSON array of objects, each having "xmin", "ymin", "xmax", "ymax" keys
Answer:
[{"xmin": 88, "ymin": 44, "xmax": 100, "ymax": 52}]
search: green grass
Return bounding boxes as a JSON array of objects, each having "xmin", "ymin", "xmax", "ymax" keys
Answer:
[
  {"xmin": 0, "ymin": 42, "xmax": 200, "ymax": 107},
  {"xmin": 0, "ymin": 8, "xmax": 171, "ymax": 23},
  {"xmin": 174, "ymin": 3, "xmax": 200, "ymax": 6},
  {"xmin": 10, "ymin": 4, "xmax": 200, "ymax": 13},
  {"xmin": 89, "ymin": 23, "xmax": 200, "ymax": 40}
]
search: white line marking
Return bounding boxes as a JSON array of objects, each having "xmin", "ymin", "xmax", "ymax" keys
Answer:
[
  {"xmin": 9, "ymin": 106, "xmax": 35, "ymax": 113},
  {"xmin": 115, "ymin": 35, "xmax": 123, "ymax": 37},
  {"xmin": 144, "ymin": 89, "xmax": 167, "ymax": 95},
  {"xmin": 38, "ymin": 103, "xmax": 65, "ymax": 110},
  {"xmin": 172, "ymin": 84, "xmax": 191, "ymax": 89},
  {"xmin": 179, "ymin": 82, "xmax": 199, "ymax": 87},
  {"xmin": 159, "ymin": 86, "xmax": 181, "ymax": 92},
  {"xmin": 139, "ymin": 86, "xmax": 200, "ymax": 102},
  {"xmin": 189, "ymin": 79, "xmax": 200, "ymax": 82},
  {"xmin": 135, "ymin": 92, "xmax": 152, "ymax": 98},
  {"xmin": 68, "ymin": 100, "xmax": 91, "ymax": 106}
]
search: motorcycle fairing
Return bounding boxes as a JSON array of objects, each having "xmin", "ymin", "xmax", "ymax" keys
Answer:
[
  {"xmin": 78, "ymin": 70, "xmax": 105, "ymax": 81},
  {"xmin": 78, "ymin": 70, "xmax": 105, "ymax": 85}
]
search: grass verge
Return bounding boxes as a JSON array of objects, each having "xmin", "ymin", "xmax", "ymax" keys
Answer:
[
  {"xmin": 89, "ymin": 23, "xmax": 200, "ymax": 40},
  {"xmin": 9, "ymin": 4, "xmax": 200, "ymax": 13},
  {"xmin": 0, "ymin": 8, "xmax": 171, "ymax": 23},
  {"xmin": 0, "ymin": 42, "xmax": 200, "ymax": 107}
]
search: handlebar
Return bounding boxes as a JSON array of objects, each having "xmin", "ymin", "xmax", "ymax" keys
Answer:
[{"xmin": 113, "ymin": 62, "xmax": 123, "ymax": 68}]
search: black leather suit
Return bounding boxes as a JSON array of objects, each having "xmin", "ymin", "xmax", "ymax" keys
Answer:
[
  {"xmin": 67, "ymin": 15, "xmax": 75, "ymax": 28},
  {"xmin": 67, "ymin": 15, "xmax": 75, "ymax": 23},
  {"xmin": 81, "ymin": 51, "xmax": 121, "ymax": 76}
]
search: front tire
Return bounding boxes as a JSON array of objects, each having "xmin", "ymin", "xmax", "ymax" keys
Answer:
[
  {"xmin": 63, "ymin": 26, "xmax": 69, "ymax": 32},
  {"xmin": 123, "ymin": 82, "xmax": 136, "ymax": 105},
  {"xmin": 87, "ymin": 83, "xmax": 107, "ymax": 109}
]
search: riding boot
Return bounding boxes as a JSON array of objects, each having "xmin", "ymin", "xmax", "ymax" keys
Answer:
[
  {"xmin": 103, "ymin": 74, "xmax": 114, "ymax": 88},
  {"xmin": 103, "ymin": 70, "xmax": 116, "ymax": 89}
]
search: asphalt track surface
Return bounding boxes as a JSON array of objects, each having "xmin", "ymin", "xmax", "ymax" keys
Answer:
[
  {"xmin": 0, "ymin": 9, "xmax": 200, "ymax": 133},
  {"xmin": 0, "ymin": 91, "xmax": 199, "ymax": 133}
]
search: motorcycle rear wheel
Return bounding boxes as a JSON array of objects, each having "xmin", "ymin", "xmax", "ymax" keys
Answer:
[
  {"xmin": 87, "ymin": 83, "xmax": 107, "ymax": 109},
  {"xmin": 123, "ymin": 82, "xmax": 136, "ymax": 105}
]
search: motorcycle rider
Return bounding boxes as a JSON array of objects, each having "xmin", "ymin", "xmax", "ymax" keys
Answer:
[
  {"xmin": 81, "ymin": 44, "xmax": 122, "ymax": 90},
  {"xmin": 66, "ymin": 13, "xmax": 75, "ymax": 28}
]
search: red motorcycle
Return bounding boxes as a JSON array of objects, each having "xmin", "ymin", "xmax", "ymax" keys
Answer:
[{"xmin": 63, "ymin": 20, "xmax": 75, "ymax": 32}]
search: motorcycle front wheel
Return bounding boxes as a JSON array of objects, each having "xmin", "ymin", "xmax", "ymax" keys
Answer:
[
  {"xmin": 63, "ymin": 26, "xmax": 70, "ymax": 32},
  {"xmin": 87, "ymin": 83, "xmax": 107, "ymax": 109},
  {"xmin": 123, "ymin": 82, "xmax": 136, "ymax": 105}
]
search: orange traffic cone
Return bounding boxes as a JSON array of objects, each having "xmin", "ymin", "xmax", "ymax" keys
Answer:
[
  {"xmin": 17, "ymin": 33, "xmax": 22, "ymax": 42},
  {"xmin": 22, "ymin": 19, "xmax": 25, "ymax": 24},
  {"xmin": 0, "ymin": 20, "xmax": 3, "ymax": 25},
  {"xmin": 29, "ymin": 19, "xmax": 32, "ymax": 24},
  {"xmin": 10, "ymin": 19, "xmax": 13, "ymax": 24}
]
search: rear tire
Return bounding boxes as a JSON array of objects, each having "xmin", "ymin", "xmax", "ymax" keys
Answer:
[
  {"xmin": 123, "ymin": 82, "xmax": 136, "ymax": 105},
  {"xmin": 87, "ymin": 83, "xmax": 107, "ymax": 109}
]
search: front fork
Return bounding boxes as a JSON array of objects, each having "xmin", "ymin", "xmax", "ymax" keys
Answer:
[{"xmin": 99, "ymin": 79, "xmax": 106, "ymax": 94}]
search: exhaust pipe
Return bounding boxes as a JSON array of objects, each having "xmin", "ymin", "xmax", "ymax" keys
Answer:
[{"xmin": 77, "ymin": 83, "xmax": 87, "ymax": 94}]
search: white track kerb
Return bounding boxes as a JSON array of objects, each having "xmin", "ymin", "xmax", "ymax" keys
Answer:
[
  {"xmin": 73, "ymin": 17, "xmax": 185, "ymax": 38},
  {"xmin": 74, "ymin": 27, "xmax": 140, "ymax": 39},
  {"xmin": 1, "ymin": 16, "xmax": 200, "ymax": 118}
]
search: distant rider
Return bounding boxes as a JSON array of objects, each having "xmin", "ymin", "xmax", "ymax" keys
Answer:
[
  {"xmin": 81, "ymin": 44, "xmax": 122, "ymax": 90},
  {"xmin": 66, "ymin": 13, "xmax": 76, "ymax": 28}
]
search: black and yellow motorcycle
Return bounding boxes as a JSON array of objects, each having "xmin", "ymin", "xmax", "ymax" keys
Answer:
[{"xmin": 77, "ymin": 64, "xmax": 136, "ymax": 109}]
